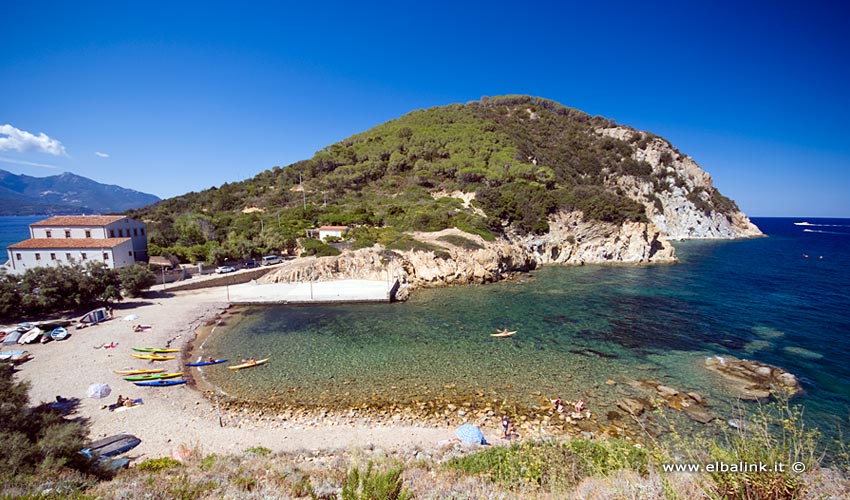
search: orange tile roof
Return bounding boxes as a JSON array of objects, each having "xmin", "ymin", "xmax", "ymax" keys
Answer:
[
  {"xmin": 318, "ymin": 225, "xmax": 349, "ymax": 230},
  {"xmin": 8, "ymin": 238, "xmax": 131, "ymax": 249},
  {"xmin": 30, "ymin": 215, "xmax": 128, "ymax": 227}
]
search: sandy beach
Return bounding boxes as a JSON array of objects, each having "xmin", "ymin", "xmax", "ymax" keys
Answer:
[{"xmin": 14, "ymin": 285, "xmax": 461, "ymax": 461}]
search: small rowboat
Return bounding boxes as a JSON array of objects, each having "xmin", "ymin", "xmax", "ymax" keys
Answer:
[
  {"xmin": 19, "ymin": 327, "xmax": 43, "ymax": 344},
  {"xmin": 114, "ymin": 368, "xmax": 165, "ymax": 375},
  {"xmin": 185, "ymin": 358, "xmax": 228, "ymax": 367},
  {"xmin": 51, "ymin": 327, "xmax": 69, "ymax": 341},
  {"xmin": 131, "ymin": 354, "xmax": 175, "ymax": 361},
  {"xmin": 133, "ymin": 379, "xmax": 187, "ymax": 387},
  {"xmin": 228, "ymin": 358, "xmax": 269, "ymax": 371},
  {"xmin": 132, "ymin": 347, "xmax": 179, "ymax": 353},
  {"xmin": 490, "ymin": 330, "xmax": 517, "ymax": 337},
  {"xmin": 123, "ymin": 372, "xmax": 183, "ymax": 382}
]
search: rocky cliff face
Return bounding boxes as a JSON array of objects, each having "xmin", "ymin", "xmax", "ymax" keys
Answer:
[
  {"xmin": 598, "ymin": 126, "xmax": 762, "ymax": 240},
  {"xmin": 519, "ymin": 211, "xmax": 675, "ymax": 265}
]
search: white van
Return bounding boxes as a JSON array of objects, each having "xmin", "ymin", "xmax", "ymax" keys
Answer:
[{"xmin": 261, "ymin": 255, "xmax": 282, "ymax": 266}]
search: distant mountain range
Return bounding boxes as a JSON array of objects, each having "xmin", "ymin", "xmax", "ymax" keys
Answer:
[{"xmin": 0, "ymin": 169, "xmax": 160, "ymax": 215}]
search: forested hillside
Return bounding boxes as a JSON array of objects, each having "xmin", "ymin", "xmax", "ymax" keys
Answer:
[{"xmin": 129, "ymin": 95, "xmax": 743, "ymax": 264}]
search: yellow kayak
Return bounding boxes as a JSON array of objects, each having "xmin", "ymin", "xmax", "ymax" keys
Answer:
[
  {"xmin": 132, "ymin": 354, "xmax": 175, "ymax": 361},
  {"xmin": 114, "ymin": 368, "xmax": 165, "ymax": 375},
  {"xmin": 490, "ymin": 330, "xmax": 517, "ymax": 337},
  {"xmin": 228, "ymin": 358, "xmax": 269, "ymax": 371}
]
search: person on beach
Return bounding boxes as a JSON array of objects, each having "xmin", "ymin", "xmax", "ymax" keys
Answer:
[
  {"xmin": 208, "ymin": 356, "xmax": 216, "ymax": 363},
  {"xmin": 501, "ymin": 416, "xmax": 510, "ymax": 439},
  {"xmin": 552, "ymin": 397, "xmax": 564, "ymax": 413},
  {"xmin": 574, "ymin": 399, "xmax": 585, "ymax": 413}
]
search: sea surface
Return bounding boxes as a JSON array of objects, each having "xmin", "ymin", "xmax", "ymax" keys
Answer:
[
  {"xmin": 198, "ymin": 217, "xmax": 850, "ymax": 440},
  {"xmin": 0, "ymin": 216, "xmax": 41, "ymax": 254}
]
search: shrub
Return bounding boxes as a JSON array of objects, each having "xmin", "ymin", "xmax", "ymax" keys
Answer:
[
  {"xmin": 446, "ymin": 438, "xmax": 648, "ymax": 492},
  {"xmin": 299, "ymin": 238, "xmax": 342, "ymax": 257},
  {"xmin": 136, "ymin": 457, "xmax": 183, "ymax": 472},
  {"xmin": 705, "ymin": 397, "xmax": 819, "ymax": 500},
  {"xmin": 436, "ymin": 234, "xmax": 483, "ymax": 250},
  {"xmin": 243, "ymin": 446, "xmax": 271, "ymax": 456},
  {"xmin": 118, "ymin": 264, "xmax": 157, "ymax": 297},
  {"xmin": 341, "ymin": 461, "xmax": 412, "ymax": 500},
  {"xmin": 0, "ymin": 365, "xmax": 89, "ymax": 476}
]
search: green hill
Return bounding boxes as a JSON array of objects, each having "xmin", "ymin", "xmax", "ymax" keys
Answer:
[{"xmin": 129, "ymin": 95, "xmax": 747, "ymax": 263}]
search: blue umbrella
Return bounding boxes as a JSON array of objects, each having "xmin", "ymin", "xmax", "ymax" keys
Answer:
[{"xmin": 456, "ymin": 424, "xmax": 487, "ymax": 444}]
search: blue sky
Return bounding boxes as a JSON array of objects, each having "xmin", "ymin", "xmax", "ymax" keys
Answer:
[{"xmin": 2, "ymin": 1, "xmax": 849, "ymax": 217}]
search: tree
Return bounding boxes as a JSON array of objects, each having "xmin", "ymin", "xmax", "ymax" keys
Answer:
[
  {"xmin": 118, "ymin": 264, "xmax": 157, "ymax": 298},
  {"xmin": 0, "ymin": 365, "xmax": 89, "ymax": 475}
]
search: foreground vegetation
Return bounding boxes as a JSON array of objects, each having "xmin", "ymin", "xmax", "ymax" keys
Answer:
[
  {"xmin": 2, "ymin": 363, "xmax": 847, "ymax": 500},
  {"xmin": 129, "ymin": 95, "xmax": 739, "ymax": 267}
]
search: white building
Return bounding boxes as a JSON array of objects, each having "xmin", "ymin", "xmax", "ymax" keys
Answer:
[
  {"xmin": 317, "ymin": 225, "xmax": 349, "ymax": 241},
  {"xmin": 4, "ymin": 215, "xmax": 148, "ymax": 275}
]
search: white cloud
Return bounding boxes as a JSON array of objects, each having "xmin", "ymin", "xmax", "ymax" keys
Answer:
[
  {"xmin": 0, "ymin": 124, "xmax": 67, "ymax": 156},
  {"xmin": 95, "ymin": 151, "xmax": 109, "ymax": 158},
  {"xmin": 0, "ymin": 155, "xmax": 60, "ymax": 169}
]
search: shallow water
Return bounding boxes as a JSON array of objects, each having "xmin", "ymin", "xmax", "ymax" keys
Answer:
[{"xmin": 201, "ymin": 218, "xmax": 850, "ymax": 439}]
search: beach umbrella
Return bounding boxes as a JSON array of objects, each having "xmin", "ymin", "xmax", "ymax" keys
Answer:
[
  {"xmin": 123, "ymin": 314, "xmax": 139, "ymax": 321},
  {"xmin": 86, "ymin": 383, "xmax": 112, "ymax": 399},
  {"xmin": 456, "ymin": 424, "xmax": 487, "ymax": 445}
]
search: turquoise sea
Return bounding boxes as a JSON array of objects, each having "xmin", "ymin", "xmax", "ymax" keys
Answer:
[{"xmin": 198, "ymin": 217, "xmax": 850, "ymax": 440}]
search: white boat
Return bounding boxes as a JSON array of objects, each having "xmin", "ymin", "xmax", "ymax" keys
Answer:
[{"xmin": 19, "ymin": 327, "xmax": 44, "ymax": 344}]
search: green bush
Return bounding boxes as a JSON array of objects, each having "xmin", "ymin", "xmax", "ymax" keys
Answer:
[
  {"xmin": 436, "ymin": 234, "xmax": 483, "ymax": 250},
  {"xmin": 135, "ymin": 457, "xmax": 183, "ymax": 472},
  {"xmin": 446, "ymin": 438, "xmax": 648, "ymax": 491},
  {"xmin": 0, "ymin": 365, "xmax": 89, "ymax": 476},
  {"xmin": 341, "ymin": 461, "xmax": 412, "ymax": 500},
  {"xmin": 299, "ymin": 238, "xmax": 342, "ymax": 257},
  {"xmin": 118, "ymin": 264, "xmax": 157, "ymax": 297},
  {"xmin": 242, "ymin": 446, "xmax": 271, "ymax": 456}
]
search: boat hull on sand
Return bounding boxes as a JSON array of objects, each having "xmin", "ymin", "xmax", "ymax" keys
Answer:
[
  {"xmin": 133, "ymin": 379, "xmax": 187, "ymax": 387},
  {"xmin": 123, "ymin": 372, "xmax": 183, "ymax": 382},
  {"xmin": 131, "ymin": 354, "xmax": 175, "ymax": 361},
  {"xmin": 114, "ymin": 368, "xmax": 164, "ymax": 375}
]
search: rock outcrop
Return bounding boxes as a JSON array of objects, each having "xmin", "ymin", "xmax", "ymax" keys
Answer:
[
  {"xmin": 521, "ymin": 211, "xmax": 676, "ymax": 265},
  {"xmin": 704, "ymin": 355, "xmax": 801, "ymax": 400}
]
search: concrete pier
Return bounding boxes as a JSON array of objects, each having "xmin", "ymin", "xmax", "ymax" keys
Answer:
[{"xmin": 225, "ymin": 279, "xmax": 396, "ymax": 305}]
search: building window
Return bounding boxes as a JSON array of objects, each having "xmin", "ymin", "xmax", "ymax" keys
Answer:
[
  {"xmin": 110, "ymin": 230, "xmax": 115, "ymax": 237},
  {"xmin": 66, "ymin": 253, "xmax": 72, "ymax": 260},
  {"xmin": 119, "ymin": 229, "xmax": 124, "ymax": 237},
  {"xmin": 65, "ymin": 230, "xmax": 71, "ymax": 238},
  {"xmin": 35, "ymin": 253, "xmax": 41, "ymax": 261},
  {"xmin": 133, "ymin": 228, "xmax": 138, "ymax": 236},
  {"xmin": 85, "ymin": 230, "xmax": 91, "ymax": 238},
  {"xmin": 50, "ymin": 253, "xmax": 56, "ymax": 260},
  {"xmin": 81, "ymin": 253, "xmax": 87, "ymax": 260},
  {"xmin": 46, "ymin": 230, "xmax": 52, "ymax": 238},
  {"xmin": 103, "ymin": 252, "xmax": 109, "ymax": 260},
  {"xmin": 15, "ymin": 253, "xmax": 21, "ymax": 260},
  {"xmin": 129, "ymin": 251, "xmax": 133, "ymax": 256},
  {"xmin": 141, "ymin": 228, "xmax": 145, "ymax": 235}
]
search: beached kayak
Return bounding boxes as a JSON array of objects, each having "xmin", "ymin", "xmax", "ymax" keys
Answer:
[
  {"xmin": 133, "ymin": 379, "xmax": 187, "ymax": 387},
  {"xmin": 81, "ymin": 433, "xmax": 141, "ymax": 459},
  {"xmin": 131, "ymin": 354, "xmax": 175, "ymax": 361},
  {"xmin": 123, "ymin": 372, "xmax": 183, "ymax": 382},
  {"xmin": 114, "ymin": 368, "xmax": 165, "ymax": 375},
  {"xmin": 131, "ymin": 347, "xmax": 179, "ymax": 353},
  {"xmin": 228, "ymin": 358, "xmax": 269, "ymax": 371},
  {"xmin": 185, "ymin": 358, "xmax": 228, "ymax": 367}
]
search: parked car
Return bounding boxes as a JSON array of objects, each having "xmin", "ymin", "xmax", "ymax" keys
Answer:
[
  {"xmin": 215, "ymin": 265, "xmax": 237, "ymax": 274},
  {"xmin": 261, "ymin": 255, "xmax": 282, "ymax": 266},
  {"xmin": 242, "ymin": 260, "xmax": 259, "ymax": 269}
]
